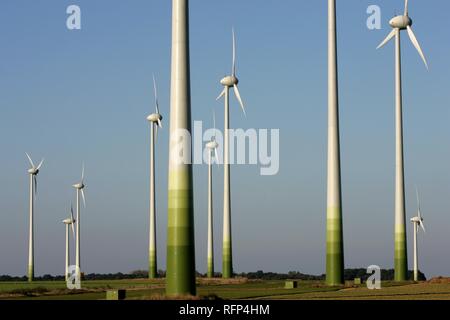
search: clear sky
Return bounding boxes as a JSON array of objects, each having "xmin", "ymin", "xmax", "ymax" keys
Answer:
[{"xmin": 0, "ymin": 0, "xmax": 449, "ymax": 278}]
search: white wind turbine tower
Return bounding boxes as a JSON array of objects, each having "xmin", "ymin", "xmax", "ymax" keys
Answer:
[
  {"xmin": 62, "ymin": 204, "xmax": 76, "ymax": 281},
  {"xmin": 377, "ymin": 0, "xmax": 428, "ymax": 281},
  {"xmin": 72, "ymin": 164, "xmax": 86, "ymax": 279},
  {"xmin": 25, "ymin": 153, "xmax": 44, "ymax": 282},
  {"xmin": 146, "ymin": 75, "xmax": 163, "ymax": 279},
  {"xmin": 205, "ymin": 111, "xmax": 219, "ymax": 278},
  {"xmin": 216, "ymin": 28, "xmax": 246, "ymax": 279},
  {"xmin": 411, "ymin": 187, "xmax": 426, "ymax": 282}
]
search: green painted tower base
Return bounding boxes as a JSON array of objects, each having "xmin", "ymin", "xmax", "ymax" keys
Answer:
[
  {"xmin": 27, "ymin": 265, "xmax": 34, "ymax": 282},
  {"xmin": 166, "ymin": 186, "xmax": 196, "ymax": 296},
  {"xmin": 326, "ymin": 253, "xmax": 344, "ymax": 286},
  {"xmin": 222, "ymin": 241, "xmax": 232, "ymax": 279},
  {"xmin": 149, "ymin": 252, "xmax": 157, "ymax": 279},
  {"xmin": 207, "ymin": 258, "xmax": 214, "ymax": 278},
  {"xmin": 394, "ymin": 231, "xmax": 408, "ymax": 281},
  {"xmin": 326, "ymin": 208, "xmax": 344, "ymax": 286}
]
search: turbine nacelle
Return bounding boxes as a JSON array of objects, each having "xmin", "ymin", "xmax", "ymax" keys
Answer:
[
  {"xmin": 389, "ymin": 15, "xmax": 412, "ymax": 30},
  {"xmin": 63, "ymin": 218, "xmax": 75, "ymax": 225},
  {"xmin": 206, "ymin": 140, "xmax": 219, "ymax": 150},
  {"xmin": 72, "ymin": 183, "xmax": 85, "ymax": 190},
  {"xmin": 410, "ymin": 216, "xmax": 423, "ymax": 223},
  {"xmin": 147, "ymin": 113, "xmax": 163, "ymax": 123},
  {"xmin": 220, "ymin": 75, "xmax": 239, "ymax": 87},
  {"xmin": 28, "ymin": 168, "xmax": 39, "ymax": 175}
]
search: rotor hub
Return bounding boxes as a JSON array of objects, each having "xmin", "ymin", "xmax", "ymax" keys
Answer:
[
  {"xmin": 73, "ymin": 183, "xmax": 84, "ymax": 190},
  {"xmin": 147, "ymin": 113, "xmax": 163, "ymax": 123},
  {"xmin": 63, "ymin": 218, "xmax": 74, "ymax": 224}
]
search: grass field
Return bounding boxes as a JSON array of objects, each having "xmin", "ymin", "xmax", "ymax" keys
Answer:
[{"xmin": 1, "ymin": 278, "xmax": 450, "ymax": 300}]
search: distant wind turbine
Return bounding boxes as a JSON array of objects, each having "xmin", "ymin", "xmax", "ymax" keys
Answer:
[
  {"xmin": 411, "ymin": 187, "xmax": 426, "ymax": 282},
  {"xmin": 377, "ymin": 0, "xmax": 428, "ymax": 281},
  {"xmin": 216, "ymin": 28, "xmax": 246, "ymax": 279},
  {"xmin": 72, "ymin": 164, "xmax": 86, "ymax": 280},
  {"xmin": 63, "ymin": 204, "xmax": 76, "ymax": 282},
  {"xmin": 147, "ymin": 75, "xmax": 163, "ymax": 279},
  {"xmin": 205, "ymin": 111, "xmax": 219, "ymax": 278},
  {"xmin": 26, "ymin": 153, "xmax": 44, "ymax": 282}
]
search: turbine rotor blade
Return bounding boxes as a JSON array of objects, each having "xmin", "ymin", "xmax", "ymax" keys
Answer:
[
  {"xmin": 26, "ymin": 153, "xmax": 35, "ymax": 168},
  {"xmin": 213, "ymin": 109, "xmax": 217, "ymax": 141},
  {"xmin": 81, "ymin": 189, "xmax": 86, "ymax": 208},
  {"xmin": 81, "ymin": 163, "xmax": 85, "ymax": 184},
  {"xmin": 71, "ymin": 203, "xmax": 75, "ymax": 221},
  {"xmin": 404, "ymin": 0, "xmax": 409, "ymax": 16},
  {"xmin": 377, "ymin": 29, "xmax": 397, "ymax": 50},
  {"xmin": 70, "ymin": 204, "xmax": 75, "ymax": 239},
  {"xmin": 420, "ymin": 221, "xmax": 426, "ymax": 233},
  {"xmin": 232, "ymin": 28, "xmax": 236, "ymax": 77},
  {"xmin": 216, "ymin": 88, "xmax": 226, "ymax": 101},
  {"xmin": 214, "ymin": 148, "xmax": 219, "ymax": 167},
  {"xmin": 233, "ymin": 85, "xmax": 246, "ymax": 117},
  {"xmin": 407, "ymin": 26, "xmax": 429, "ymax": 69},
  {"xmin": 71, "ymin": 223, "xmax": 75, "ymax": 240},
  {"xmin": 157, "ymin": 118, "xmax": 162, "ymax": 129},
  {"xmin": 36, "ymin": 159, "xmax": 44, "ymax": 171},
  {"xmin": 154, "ymin": 124, "xmax": 158, "ymax": 143},
  {"xmin": 34, "ymin": 176, "xmax": 37, "ymax": 196},
  {"xmin": 153, "ymin": 74, "xmax": 160, "ymax": 114},
  {"xmin": 416, "ymin": 186, "xmax": 421, "ymax": 219}
]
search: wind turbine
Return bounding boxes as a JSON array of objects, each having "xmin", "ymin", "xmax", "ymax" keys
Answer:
[
  {"xmin": 62, "ymin": 204, "xmax": 76, "ymax": 282},
  {"xmin": 326, "ymin": 0, "xmax": 344, "ymax": 286},
  {"xmin": 72, "ymin": 164, "xmax": 86, "ymax": 280},
  {"xmin": 377, "ymin": 0, "xmax": 428, "ymax": 281},
  {"xmin": 216, "ymin": 28, "xmax": 246, "ymax": 279},
  {"xmin": 205, "ymin": 111, "xmax": 219, "ymax": 278},
  {"xmin": 25, "ymin": 153, "xmax": 44, "ymax": 282},
  {"xmin": 147, "ymin": 75, "xmax": 163, "ymax": 279},
  {"xmin": 166, "ymin": 0, "xmax": 196, "ymax": 296},
  {"xmin": 411, "ymin": 187, "xmax": 426, "ymax": 282}
]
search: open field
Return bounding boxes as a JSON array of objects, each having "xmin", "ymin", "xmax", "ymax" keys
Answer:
[{"xmin": 1, "ymin": 278, "xmax": 450, "ymax": 300}]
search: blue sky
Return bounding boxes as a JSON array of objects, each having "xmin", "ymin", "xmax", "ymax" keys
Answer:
[{"xmin": 0, "ymin": 0, "xmax": 449, "ymax": 278}]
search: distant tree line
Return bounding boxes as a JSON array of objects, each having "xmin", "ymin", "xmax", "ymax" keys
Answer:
[
  {"xmin": 235, "ymin": 269, "xmax": 426, "ymax": 281},
  {"xmin": 236, "ymin": 271, "xmax": 323, "ymax": 281},
  {"xmin": 0, "ymin": 270, "xmax": 160, "ymax": 282},
  {"xmin": 0, "ymin": 268, "xmax": 426, "ymax": 282},
  {"xmin": 342, "ymin": 268, "xmax": 426, "ymax": 282}
]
